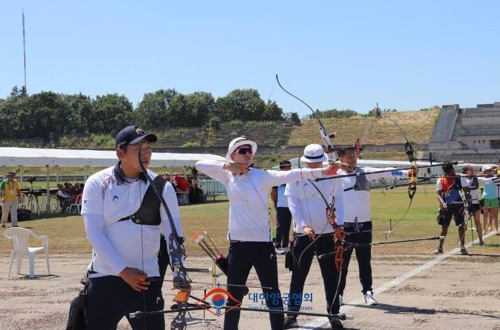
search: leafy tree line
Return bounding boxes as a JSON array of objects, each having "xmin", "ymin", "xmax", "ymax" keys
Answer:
[{"xmin": 0, "ymin": 86, "xmax": 288, "ymax": 141}]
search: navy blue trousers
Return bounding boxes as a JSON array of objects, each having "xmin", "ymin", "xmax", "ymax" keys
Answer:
[
  {"xmin": 84, "ymin": 276, "xmax": 165, "ymax": 330},
  {"xmin": 338, "ymin": 221, "xmax": 373, "ymax": 295},
  {"xmin": 224, "ymin": 241, "xmax": 284, "ymax": 330},
  {"xmin": 287, "ymin": 234, "xmax": 340, "ymax": 315},
  {"xmin": 275, "ymin": 207, "xmax": 292, "ymax": 249}
]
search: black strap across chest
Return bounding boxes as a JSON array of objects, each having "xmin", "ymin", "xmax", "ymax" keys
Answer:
[{"xmin": 118, "ymin": 175, "xmax": 166, "ymax": 226}]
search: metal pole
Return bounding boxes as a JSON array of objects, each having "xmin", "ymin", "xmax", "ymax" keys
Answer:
[{"xmin": 22, "ymin": 9, "xmax": 27, "ymax": 93}]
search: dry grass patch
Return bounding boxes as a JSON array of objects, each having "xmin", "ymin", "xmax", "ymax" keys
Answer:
[{"xmin": 287, "ymin": 109, "xmax": 439, "ymax": 147}]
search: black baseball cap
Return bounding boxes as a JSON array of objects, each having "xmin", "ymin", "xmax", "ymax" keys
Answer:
[
  {"xmin": 115, "ymin": 126, "xmax": 157, "ymax": 148},
  {"xmin": 279, "ymin": 160, "xmax": 292, "ymax": 168},
  {"xmin": 442, "ymin": 163, "xmax": 455, "ymax": 174}
]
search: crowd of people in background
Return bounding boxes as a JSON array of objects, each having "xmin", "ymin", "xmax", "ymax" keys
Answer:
[
  {"xmin": 164, "ymin": 171, "xmax": 204, "ymax": 203},
  {"xmin": 56, "ymin": 182, "xmax": 84, "ymax": 213}
]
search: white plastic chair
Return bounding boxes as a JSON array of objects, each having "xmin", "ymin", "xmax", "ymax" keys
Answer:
[
  {"xmin": 69, "ymin": 194, "xmax": 83, "ymax": 214},
  {"xmin": 3, "ymin": 227, "xmax": 50, "ymax": 278},
  {"xmin": 177, "ymin": 192, "xmax": 189, "ymax": 205}
]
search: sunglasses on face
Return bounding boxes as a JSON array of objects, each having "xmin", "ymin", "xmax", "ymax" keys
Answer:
[{"xmin": 236, "ymin": 147, "xmax": 253, "ymax": 155}]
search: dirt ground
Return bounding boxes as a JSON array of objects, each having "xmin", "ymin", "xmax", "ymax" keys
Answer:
[{"xmin": 1, "ymin": 237, "xmax": 500, "ymax": 330}]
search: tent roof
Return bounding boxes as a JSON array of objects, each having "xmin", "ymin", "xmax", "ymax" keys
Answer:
[{"xmin": 0, "ymin": 147, "xmax": 225, "ymax": 167}]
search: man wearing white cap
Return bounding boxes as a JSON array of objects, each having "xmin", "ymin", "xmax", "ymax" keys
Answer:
[
  {"xmin": 283, "ymin": 144, "xmax": 344, "ymax": 330},
  {"xmin": 195, "ymin": 137, "xmax": 338, "ymax": 330},
  {"xmin": 459, "ymin": 165, "xmax": 484, "ymax": 245},
  {"xmin": 335, "ymin": 145, "xmax": 418, "ymax": 307}
]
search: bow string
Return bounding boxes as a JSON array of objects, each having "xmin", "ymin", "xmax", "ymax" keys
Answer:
[
  {"xmin": 373, "ymin": 103, "xmax": 418, "ymax": 233},
  {"xmin": 138, "ymin": 141, "xmax": 191, "ymax": 330}
]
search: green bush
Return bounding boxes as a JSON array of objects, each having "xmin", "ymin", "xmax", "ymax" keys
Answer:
[{"xmin": 182, "ymin": 141, "xmax": 200, "ymax": 148}]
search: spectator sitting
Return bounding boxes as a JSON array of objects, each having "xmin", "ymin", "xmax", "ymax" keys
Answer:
[
  {"xmin": 173, "ymin": 173, "xmax": 189, "ymax": 192},
  {"xmin": 57, "ymin": 184, "xmax": 73, "ymax": 213},
  {"xmin": 73, "ymin": 183, "xmax": 82, "ymax": 194},
  {"xmin": 164, "ymin": 172, "xmax": 171, "ymax": 182},
  {"xmin": 63, "ymin": 182, "xmax": 74, "ymax": 197}
]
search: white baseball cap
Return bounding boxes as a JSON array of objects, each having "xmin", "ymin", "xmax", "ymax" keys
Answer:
[
  {"xmin": 225, "ymin": 137, "xmax": 258, "ymax": 162},
  {"xmin": 482, "ymin": 165, "xmax": 493, "ymax": 172},
  {"xmin": 300, "ymin": 144, "xmax": 327, "ymax": 163}
]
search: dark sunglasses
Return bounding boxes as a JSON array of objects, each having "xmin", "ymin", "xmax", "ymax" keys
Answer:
[{"xmin": 236, "ymin": 147, "xmax": 253, "ymax": 155}]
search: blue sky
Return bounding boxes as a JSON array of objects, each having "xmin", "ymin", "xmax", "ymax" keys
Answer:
[{"xmin": 1, "ymin": 0, "xmax": 499, "ymax": 117}]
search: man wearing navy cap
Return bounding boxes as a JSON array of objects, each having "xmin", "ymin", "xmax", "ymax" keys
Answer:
[{"xmin": 81, "ymin": 125, "xmax": 185, "ymax": 329}]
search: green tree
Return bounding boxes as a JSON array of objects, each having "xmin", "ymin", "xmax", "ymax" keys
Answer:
[
  {"xmin": 92, "ymin": 94, "xmax": 134, "ymax": 134},
  {"xmin": 214, "ymin": 89, "xmax": 266, "ymax": 121},
  {"xmin": 61, "ymin": 93, "xmax": 94, "ymax": 134},
  {"xmin": 8, "ymin": 85, "xmax": 28, "ymax": 100},
  {"xmin": 169, "ymin": 94, "xmax": 189, "ymax": 127},
  {"xmin": 0, "ymin": 86, "xmax": 31, "ymax": 138},
  {"xmin": 185, "ymin": 91, "xmax": 215, "ymax": 127},
  {"xmin": 17, "ymin": 92, "xmax": 70, "ymax": 141},
  {"xmin": 135, "ymin": 89, "xmax": 178, "ymax": 128},
  {"xmin": 262, "ymin": 100, "xmax": 285, "ymax": 121}
]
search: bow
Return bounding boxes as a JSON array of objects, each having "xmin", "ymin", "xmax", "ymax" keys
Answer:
[
  {"xmin": 275, "ymin": 74, "xmax": 343, "ymax": 316},
  {"xmin": 137, "ymin": 141, "xmax": 191, "ymax": 330},
  {"xmin": 374, "ymin": 103, "xmax": 418, "ymax": 234},
  {"xmin": 132, "ymin": 295, "xmax": 353, "ymax": 320},
  {"xmin": 314, "ymin": 162, "xmax": 457, "ymax": 182},
  {"xmin": 318, "ymin": 235, "xmax": 444, "ymax": 259},
  {"xmin": 275, "ymin": 74, "xmax": 337, "ymax": 164},
  {"xmin": 275, "ymin": 74, "xmax": 339, "ymax": 245}
]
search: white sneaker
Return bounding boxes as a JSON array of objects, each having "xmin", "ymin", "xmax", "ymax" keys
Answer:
[
  {"xmin": 275, "ymin": 248, "xmax": 286, "ymax": 255},
  {"xmin": 284, "ymin": 315, "xmax": 298, "ymax": 329},
  {"xmin": 363, "ymin": 291, "xmax": 378, "ymax": 305},
  {"xmin": 339, "ymin": 294, "xmax": 343, "ymax": 306}
]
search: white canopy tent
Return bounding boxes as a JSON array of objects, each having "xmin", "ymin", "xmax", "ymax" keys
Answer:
[
  {"xmin": 0, "ymin": 147, "xmax": 225, "ymax": 213},
  {"xmin": 0, "ymin": 147, "xmax": 225, "ymax": 167}
]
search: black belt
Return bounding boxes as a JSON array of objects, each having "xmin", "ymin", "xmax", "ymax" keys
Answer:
[
  {"xmin": 294, "ymin": 233, "xmax": 334, "ymax": 238},
  {"xmin": 88, "ymin": 271, "xmax": 161, "ymax": 282},
  {"xmin": 344, "ymin": 222, "xmax": 366, "ymax": 229}
]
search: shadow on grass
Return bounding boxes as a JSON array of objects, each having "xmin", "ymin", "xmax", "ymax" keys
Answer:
[
  {"xmin": 11, "ymin": 274, "xmax": 60, "ymax": 281},
  {"xmin": 467, "ymin": 253, "xmax": 500, "ymax": 258}
]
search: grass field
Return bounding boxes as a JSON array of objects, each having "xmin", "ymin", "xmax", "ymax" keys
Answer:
[{"xmin": 2, "ymin": 184, "xmax": 500, "ymax": 258}]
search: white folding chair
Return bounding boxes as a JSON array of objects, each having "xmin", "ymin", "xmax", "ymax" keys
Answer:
[{"xmin": 3, "ymin": 227, "xmax": 50, "ymax": 278}]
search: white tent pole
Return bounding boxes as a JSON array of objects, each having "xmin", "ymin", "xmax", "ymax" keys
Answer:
[
  {"xmin": 46, "ymin": 165, "xmax": 50, "ymax": 213},
  {"xmin": 20, "ymin": 166, "xmax": 24, "ymax": 187},
  {"xmin": 56, "ymin": 165, "xmax": 60, "ymax": 186}
]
